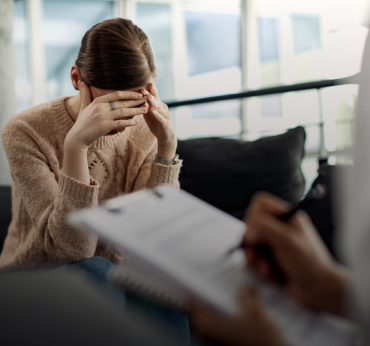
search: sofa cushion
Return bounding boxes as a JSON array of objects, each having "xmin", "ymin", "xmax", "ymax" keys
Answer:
[
  {"xmin": 0, "ymin": 186, "xmax": 11, "ymax": 252},
  {"xmin": 177, "ymin": 126, "xmax": 306, "ymax": 219}
]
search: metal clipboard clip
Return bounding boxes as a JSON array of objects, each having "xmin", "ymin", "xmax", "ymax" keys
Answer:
[{"xmin": 103, "ymin": 188, "xmax": 163, "ymax": 213}]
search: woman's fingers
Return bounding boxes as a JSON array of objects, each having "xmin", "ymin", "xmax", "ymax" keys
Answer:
[
  {"xmin": 111, "ymin": 118, "xmax": 139, "ymax": 131},
  {"xmin": 149, "ymin": 107, "xmax": 166, "ymax": 122},
  {"xmin": 148, "ymin": 82, "xmax": 160, "ymax": 100},
  {"xmin": 107, "ymin": 106, "xmax": 148, "ymax": 120},
  {"xmin": 79, "ymin": 82, "xmax": 92, "ymax": 111},
  {"xmin": 146, "ymin": 93, "xmax": 161, "ymax": 111},
  {"xmin": 94, "ymin": 90, "xmax": 143, "ymax": 104},
  {"xmin": 105, "ymin": 97, "xmax": 148, "ymax": 112}
]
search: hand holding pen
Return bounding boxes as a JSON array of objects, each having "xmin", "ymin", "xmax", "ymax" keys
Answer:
[
  {"xmin": 225, "ymin": 186, "xmax": 349, "ymax": 316},
  {"xmin": 226, "ymin": 184, "xmax": 328, "ymax": 284}
]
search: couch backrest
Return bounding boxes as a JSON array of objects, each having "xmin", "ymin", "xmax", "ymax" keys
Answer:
[
  {"xmin": 0, "ymin": 186, "xmax": 11, "ymax": 252},
  {"xmin": 177, "ymin": 127, "xmax": 306, "ymax": 219}
]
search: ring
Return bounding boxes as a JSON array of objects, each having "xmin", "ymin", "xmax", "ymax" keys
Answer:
[{"xmin": 110, "ymin": 101, "xmax": 116, "ymax": 111}]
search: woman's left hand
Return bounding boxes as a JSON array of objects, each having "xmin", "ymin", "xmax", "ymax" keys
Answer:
[
  {"xmin": 141, "ymin": 83, "xmax": 177, "ymax": 161},
  {"xmin": 190, "ymin": 287, "xmax": 286, "ymax": 346}
]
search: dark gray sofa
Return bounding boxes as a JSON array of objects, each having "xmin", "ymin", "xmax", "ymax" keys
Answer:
[{"xmin": 0, "ymin": 126, "xmax": 307, "ymax": 253}]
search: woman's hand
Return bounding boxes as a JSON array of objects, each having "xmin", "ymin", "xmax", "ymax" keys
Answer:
[
  {"xmin": 141, "ymin": 83, "xmax": 177, "ymax": 161},
  {"xmin": 243, "ymin": 192, "xmax": 350, "ymax": 317},
  {"xmin": 62, "ymin": 82, "xmax": 148, "ymax": 184},
  {"xmin": 65, "ymin": 81, "xmax": 148, "ymax": 150},
  {"xmin": 191, "ymin": 287, "xmax": 285, "ymax": 346}
]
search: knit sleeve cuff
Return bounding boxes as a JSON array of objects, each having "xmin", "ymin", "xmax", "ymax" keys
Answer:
[
  {"xmin": 147, "ymin": 160, "xmax": 182, "ymax": 188},
  {"xmin": 59, "ymin": 171, "xmax": 100, "ymax": 204}
]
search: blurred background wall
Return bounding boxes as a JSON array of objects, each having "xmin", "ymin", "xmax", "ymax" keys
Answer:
[
  {"xmin": 0, "ymin": 0, "xmax": 14, "ymax": 185},
  {"xmin": 2, "ymin": 0, "xmax": 370, "ymax": 188}
]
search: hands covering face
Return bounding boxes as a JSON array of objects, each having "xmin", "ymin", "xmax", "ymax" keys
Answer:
[
  {"xmin": 140, "ymin": 83, "xmax": 177, "ymax": 161},
  {"xmin": 67, "ymin": 82, "xmax": 177, "ymax": 161}
]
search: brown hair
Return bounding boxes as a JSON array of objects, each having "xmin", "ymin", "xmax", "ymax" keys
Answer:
[{"xmin": 75, "ymin": 18, "xmax": 156, "ymax": 90}]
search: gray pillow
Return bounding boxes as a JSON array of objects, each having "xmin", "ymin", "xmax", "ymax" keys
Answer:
[{"xmin": 177, "ymin": 127, "xmax": 306, "ymax": 219}]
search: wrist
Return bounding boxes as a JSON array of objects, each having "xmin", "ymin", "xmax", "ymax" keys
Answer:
[
  {"xmin": 157, "ymin": 143, "xmax": 177, "ymax": 161},
  {"xmin": 64, "ymin": 135, "xmax": 88, "ymax": 153},
  {"xmin": 318, "ymin": 264, "xmax": 350, "ymax": 317}
]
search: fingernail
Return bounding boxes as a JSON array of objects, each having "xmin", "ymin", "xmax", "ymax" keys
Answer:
[{"xmin": 143, "ymin": 108, "xmax": 148, "ymax": 113}]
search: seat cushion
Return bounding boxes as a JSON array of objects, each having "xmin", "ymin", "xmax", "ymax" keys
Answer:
[
  {"xmin": 0, "ymin": 186, "xmax": 11, "ymax": 252},
  {"xmin": 177, "ymin": 127, "xmax": 306, "ymax": 219}
]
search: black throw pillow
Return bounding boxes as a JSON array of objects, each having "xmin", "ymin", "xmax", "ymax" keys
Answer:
[
  {"xmin": 177, "ymin": 127, "xmax": 306, "ymax": 219},
  {"xmin": 297, "ymin": 164, "xmax": 349, "ymax": 261}
]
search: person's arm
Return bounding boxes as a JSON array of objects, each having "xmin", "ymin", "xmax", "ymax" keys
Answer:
[
  {"xmin": 2, "ymin": 120, "xmax": 99, "ymax": 263},
  {"xmin": 1, "ymin": 83, "xmax": 148, "ymax": 263},
  {"xmin": 190, "ymin": 192, "xmax": 351, "ymax": 346},
  {"xmin": 191, "ymin": 287, "xmax": 286, "ymax": 346},
  {"xmin": 243, "ymin": 192, "xmax": 351, "ymax": 317},
  {"xmin": 63, "ymin": 82, "xmax": 147, "ymax": 184},
  {"xmin": 131, "ymin": 83, "xmax": 182, "ymax": 191}
]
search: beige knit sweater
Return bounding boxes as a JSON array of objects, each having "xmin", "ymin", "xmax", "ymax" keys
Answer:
[{"xmin": 0, "ymin": 96, "xmax": 182, "ymax": 269}]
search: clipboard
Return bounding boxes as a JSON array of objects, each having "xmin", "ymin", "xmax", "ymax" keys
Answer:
[{"xmin": 69, "ymin": 185, "xmax": 359, "ymax": 346}]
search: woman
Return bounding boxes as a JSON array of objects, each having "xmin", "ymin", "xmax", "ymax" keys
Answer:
[{"xmin": 1, "ymin": 18, "xmax": 181, "ymax": 269}]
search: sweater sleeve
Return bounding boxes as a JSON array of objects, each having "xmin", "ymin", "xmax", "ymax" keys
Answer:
[
  {"xmin": 2, "ymin": 120, "xmax": 100, "ymax": 263},
  {"xmin": 132, "ymin": 143, "xmax": 182, "ymax": 191}
]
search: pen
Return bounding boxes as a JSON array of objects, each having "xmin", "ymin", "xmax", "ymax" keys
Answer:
[{"xmin": 225, "ymin": 184, "xmax": 328, "ymax": 282}]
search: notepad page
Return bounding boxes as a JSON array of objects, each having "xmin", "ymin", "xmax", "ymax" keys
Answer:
[{"xmin": 70, "ymin": 185, "xmax": 358, "ymax": 346}]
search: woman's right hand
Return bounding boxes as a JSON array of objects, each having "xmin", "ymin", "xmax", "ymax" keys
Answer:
[
  {"xmin": 243, "ymin": 192, "xmax": 351, "ymax": 317},
  {"xmin": 65, "ymin": 81, "xmax": 148, "ymax": 150}
]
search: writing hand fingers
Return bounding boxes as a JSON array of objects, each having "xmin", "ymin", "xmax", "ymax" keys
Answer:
[{"xmin": 244, "ymin": 192, "xmax": 290, "ymax": 229}]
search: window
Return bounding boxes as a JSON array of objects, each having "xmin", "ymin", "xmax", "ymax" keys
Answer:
[
  {"xmin": 185, "ymin": 11, "xmax": 241, "ymax": 76},
  {"xmin": 13, "ymin": 0, "xmax": 32, "ymax": 113},
  {"xmin": 11, "ymin": 0, "xmax": 368, "ymax": 192},
  {"xmin": 291, "ymin": 15, "xmax": 321, "ymax": 54},
  {"xmin": 135, "ymin": 3, "xmax": 173, "ymax": 101},
  {"xmin": 43, "ymin": 0, "xmax": 114, "ymax": 101},
  {"xmin": 258, "ymin": 17, "xmax": 279, "ymax": 62}
]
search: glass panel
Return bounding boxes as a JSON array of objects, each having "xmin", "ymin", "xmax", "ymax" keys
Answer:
[
  {"xmin": 322, "ymin": 85, "xmax": 358, "ymax": 153},
  {"xmin": 185, "ymin": 12, "xmax": 241, "ymax": 76},
  {"xmin": 304, "ymin": 125, "xmax": 320, "ymax": 154},
  {"xmin": 260, "ymin": 95, "xmax": 282, "ymax": 118},
  {"xmin": 43, "ymin": 0, "xmax": 114, "ymax": 101},
  {"xmin": 179, "ymin": 3, "xmax": 242, "ymax": 100},
  {"xmin": 258, "ymin": 17, "xmax": 280, "ymax": 87},
  {"xmin": 253, "ymin": 1, "xmax": 368, "ymax": 86},
  {"xmin": 301, "ymin": 156, "xmax": 319, "ymax": 194},
  {"xmin": 13, "ymin": 0, "xmax": 32, "ymax": 113},
  {"xmin": 291, "ymin": 15, "xmax": 321, "ymax": 54},
  {"xmin": 174, "ymin": 100, "xmax": 242, "ymax": 140},
  {"xmin": 136, "ymin": 3, "xmax": 173, "ymax": 101},
  {"xmin": 258, "ymin": 17, "xmax": 279, "ymax": 62}
]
